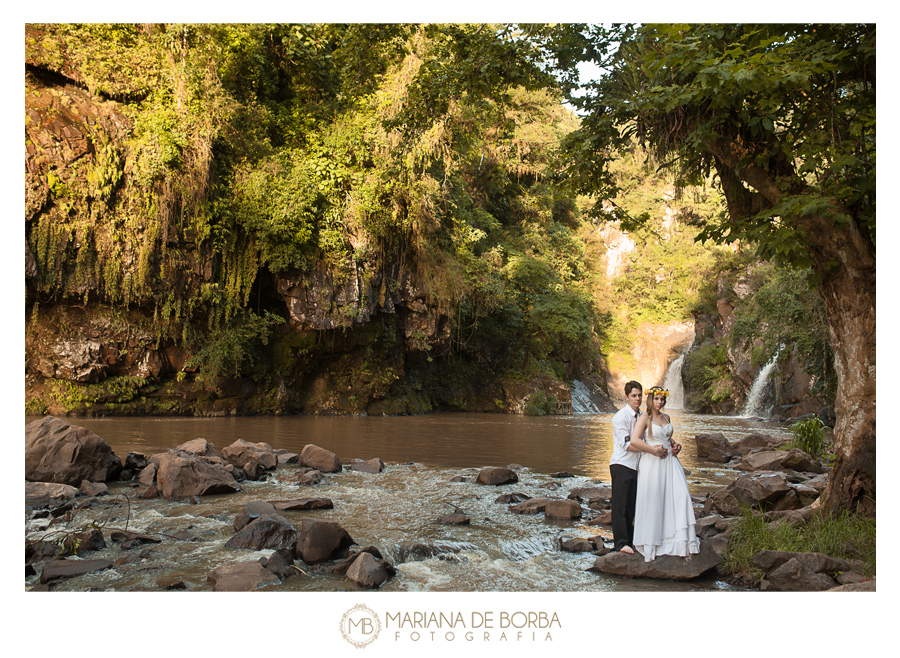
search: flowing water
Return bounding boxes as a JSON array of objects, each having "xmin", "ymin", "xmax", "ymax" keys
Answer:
[
  {"xmin": 25, "ymin": 411, "xmax": 790, "ymax": 592},
  {"xmin": 741, "ymin": 351, "xmax": 781, "ymax": 417}
]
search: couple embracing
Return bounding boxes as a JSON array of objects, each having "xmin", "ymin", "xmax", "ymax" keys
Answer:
[{"xmin": 609, "ymin": 380, "xmax": 700, "ymax": 561}]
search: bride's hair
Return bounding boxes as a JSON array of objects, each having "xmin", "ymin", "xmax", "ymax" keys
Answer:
[{"xmin": 645, "ymin": 387, "xmax": 668, "ymax": 437}]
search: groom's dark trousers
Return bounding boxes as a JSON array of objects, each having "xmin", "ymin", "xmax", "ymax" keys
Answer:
[{"xmin": 610, "ymin": 463, "xmax": 638, "ymax": 550}]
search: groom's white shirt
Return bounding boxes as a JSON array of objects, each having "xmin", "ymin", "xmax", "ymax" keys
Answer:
[{"xmin": 610, "ymin": 405, "xmax": 641, "ymax": 470}]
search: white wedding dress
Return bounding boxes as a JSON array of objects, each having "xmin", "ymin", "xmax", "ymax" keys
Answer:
[{"xmin": 633, "ymin": 419, "xmax": 700, "ymax": 562}]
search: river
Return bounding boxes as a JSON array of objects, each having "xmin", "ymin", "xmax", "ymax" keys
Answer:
[{"xmin": 25, "ymin": 411, "xmax": 790, "ymax": 593}]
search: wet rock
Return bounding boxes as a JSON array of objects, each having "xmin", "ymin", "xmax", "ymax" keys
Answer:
[
  {"xmin": 475, "ymin": 467, "xmax": 518, "ymax": 486},
  {"xmin": 346, "ymin": 551, "xmax": 389, "ymax": 589},
  {"xmin": 26, "ymin": 539, "xmax": 62, "ymax": 564},
  {"xmin": 296, "ymin": 517, "xmax": 356, "ymax": 564},
  {"xmin": 234, "ymin": 501, "xmax": 277, "ymax": 531},
  {"xmin": 40, "ymin": 558, "xmax": 114, "ymax": 584},
  {"xmin": 325, "ymin": 546, "xmax": 386, "ymax": 575},
  {"xmin": 79, "ymin": 480, "xmax": 109, "ymax": 497},
  {"xmin": 711, "ymin": 473, "xmax": 792, "ymax": 515},
  {"xmin": 551, "ymin": 471, "xmax": 575, "ymax": 478},
  {"xmin": 736, "ymin": 449, "xmax": 826, "ymax": 474},
  {"xmin": 207, "ymin": 562, "xmax": 281, "ymax": 591},
  {"xmin": 272, "ymin": 498, "xmax": 334, "ymax": 512},
  {"xmin": 276, "ymin": 451, "xmax": 300, "ymax": 465},
  {"xmin": 437, "ymin": 514, "xmax": 470, "ymax": 525},
  {"xmin": 449, "ymin": 475, "xmax": 470, "ymax": 483},
  {"xmin": 25, "ymin": 482, "xmax": 79, "ymax": 508},
  {"xmin": 589, "ymin": 541, "xmax": 722, "ymax": 580},
  {"xmin": 61, "ymin": 528, "xmax": 106, "ymax": 555},
  {"xmin": 508, "ymin": 497, "xmax": 554, "ymax": 515},
  {"xmin": 155, "ymin": 450, "xmax": 241, "ymax": 501},
  {"xmin": 222, "ymin": 439, "xmax": 278, "ymax": 471},
  {"xmin": 261, "ymin": 548, "xmax": 298, "ymax": 579},
  {"xmin": 243, "ymin": 461, "xmax": 265, "ymax": 481},
  {"xmin": 26, "ymin": 416, "xmax": 122, "ymax": 486},
  {"xmin": 157, "ymin": 578, "xmax": 187, "ymax": 590},
  {"xmin": 349, "ymin": 458, "xmax": 385, "ymax": 473},
  {"xmin": 174, "ymin": 438, "xmax": 217, "ymax": 458},
  {"xmin": 124, "ymin": 452, "xmax": 148, "ymax": 471},
  {"xmin": 225, "ymin": 513, "xmax": 300, "ymax": 552},
  {"xmin": 495, "ymin": 492, "xmax": 531, "ymax": 504},
  {"xmin": 545, "ymin": 499, "xmax": 582, "ymax": 519},
  {"xmin": 136, "ymin": 463, "xmax": 157, "ymax": 486},
  {"xmin": 300, "ymin": 444, "xmax": 343, "ymax": 473},
  {"xmin": 297, "ymin": 470, "xmax": 325, "ymax": 486},
  {"xmin": 135, "ymin": 483, "xmax": 160, "ymax": 499},
  {"xmin": 695, "ymin": 433, "xmax": 733, "ymax": 462},
  {"xmin": 560, "ymin": 538, "xmax": 595, "ymax": 553},
  {"xmin": 110, "ymin": 531, "xmax": 161, "ymax": 550},
  {"xmin": 567, "ymin": 486, "xmax": 611, "ymax": 505}
]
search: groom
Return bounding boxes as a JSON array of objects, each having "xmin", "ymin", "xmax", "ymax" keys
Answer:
[{"xmin": 609, "ymin": 380, "xmax": 680, "ymax": 554}]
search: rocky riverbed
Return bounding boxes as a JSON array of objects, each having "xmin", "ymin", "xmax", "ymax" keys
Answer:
[{"xmin": 25, "ymin": 416, "xmax": 874, "ymax": 592}]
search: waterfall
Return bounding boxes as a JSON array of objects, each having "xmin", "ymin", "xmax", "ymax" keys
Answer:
[
  {"xmin": 662, "ymin": 353, "xmax": 688, "ymax": 410},
  {"xmin": 741, "ymin": 351, "xmax": 781, "ymax": 417},
  {"xmin": 570, "ymin": 380, "xmax": 601, "ymax": 414}
]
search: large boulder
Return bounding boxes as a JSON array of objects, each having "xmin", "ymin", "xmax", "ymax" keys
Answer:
[
  {"xmin": 300, "ymin": 444, "xmax": 343, "ymax": 473},
  {"xmin": 475, "ymin": 467, "xmax": 518, "ymax": 485},
  {"xmin": 154, "ymin": 450, "xmax": 241, "ymax": 501},
  {"xmin": 234, "ymin": 501, "xmax": 277, "ymax": 531},
  {"xmin": 764, "ymin": 557, "xmax": 839, "ymax": 592},
  {"xmin": 225, "ymin": 513, "xmax": 300, "ymax": 552},
  {"xmin": 736, "ymin": 449, "xmax": 826, "ymax": 474},
  {"xmin": 174, "ymin": 438, "xmax": 217, "ymax": 457},
  {"xmin": 545, "ymin": 499, "xmax": 583, "ymax": 519},
  {"xmin": 695, "ymin": 433, "xmax": 734, "ymax": 462},
  {"xmin": 25, "ymin": 416, "xmax": 122, "ymax": 485},
  {"xmin": 349, "ymin": 458, "xmax": 385, "ymax": 474},
  {"xmin": 25, "ymin": 481, "xmax": 79, "ymax": 508},
  {"xmin": 207, "ymin": 562, "xmax": 281, "ymax": 591},
  {"xmin": 589, "ymin": 541, "xmax": 722, "ymax": 580},
  {"xmin": 732, "ymin": 432, "xmax": 787, "ymax": 455},
  {"xmin": 221, "ymin": 439, "xmax": 278, "ymax": 470},
  {"xmin": 710, "ymin": 473, "xmax": 792, "ymax": 515},
  {"xmin": 567, "ymin": 486, "xmax": 611, "ymax": 505},
  {"xmin": 509, "ymin": 497, "xmax": 554, "ymax": 515},
  {"xmin": 296, "ymin": 517, "xmax": 356, "ymax": 563}
]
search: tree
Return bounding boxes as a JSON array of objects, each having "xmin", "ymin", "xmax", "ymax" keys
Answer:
[{"xmin": 553, "ymin": 24, "xmax": 875, "ymax": 515}]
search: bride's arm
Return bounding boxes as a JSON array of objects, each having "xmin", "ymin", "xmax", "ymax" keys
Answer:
[{"xmin": 628, "ymin": 416, "xmax": 667, "ymax": 458}]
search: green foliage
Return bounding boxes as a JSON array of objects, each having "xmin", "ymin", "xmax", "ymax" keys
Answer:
[
  {"xmin": 683, "ymin": 341, "xmax": 733, "ymax": 407},
  {"xmin": 524, "ymin": 389, "xmax": 558, "ymax": 416},
  {"xmin": 788, "ymin": 416, "xmax": 830, "ymax": 459},
  {"xmin": 725, "ymin": 508, "xmax": 876, "ymax": 584}
]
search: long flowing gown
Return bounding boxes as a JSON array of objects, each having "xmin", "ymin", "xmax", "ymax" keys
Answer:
[{"xmin": 633, "ymin": 419, "xmax": 700, "ymax": 562}]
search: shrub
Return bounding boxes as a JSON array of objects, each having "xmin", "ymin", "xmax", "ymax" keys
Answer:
[
  {"xmin": 524, "ymin": 390, "xmax": 557, "ymax": 416},
  {"xmin": 788, "ymin": 416, "xmax": 829, "ymax": 458}
]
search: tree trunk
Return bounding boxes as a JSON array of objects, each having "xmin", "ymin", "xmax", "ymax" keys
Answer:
[{"xmin": 808, "ymin": 214, "xmax": 876, "ymax": 516}]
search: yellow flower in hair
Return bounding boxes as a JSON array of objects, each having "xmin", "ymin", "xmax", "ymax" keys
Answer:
[{"xmin": 648, "ymin": 387, "xmax": 669, "ymax": 397}]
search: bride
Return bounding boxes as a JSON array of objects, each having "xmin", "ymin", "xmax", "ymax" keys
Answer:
[{"xmin": 631, "ymin": 386, "xmax": 701, "ymax": 562}]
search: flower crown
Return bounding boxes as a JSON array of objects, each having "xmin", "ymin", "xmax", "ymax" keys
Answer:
[{"xmin": 647, "ymin": 387, "xmax": 669, "ymax": 397}]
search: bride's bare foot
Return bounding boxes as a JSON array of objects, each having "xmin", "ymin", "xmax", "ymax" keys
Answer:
[{"xmin": 619, "ymin": 546, "xmax": 634, "ymax": 554}]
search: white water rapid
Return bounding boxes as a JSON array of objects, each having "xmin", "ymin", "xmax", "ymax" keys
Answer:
[
  {"xmin": 741, "ymin": 351, "xmax": 781, "ymax": 417},
  {"xmin": 662, "ymin": 341, "xmax": 693, "ymax": 410}
]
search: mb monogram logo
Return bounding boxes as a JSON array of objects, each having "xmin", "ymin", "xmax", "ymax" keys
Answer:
[{"xmin": 340, "ymin": 603, "xmax": 381, "ymax": 648}]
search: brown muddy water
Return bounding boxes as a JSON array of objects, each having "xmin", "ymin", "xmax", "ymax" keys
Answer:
[{"xmin": 25, "ymin": 411, "xmax": 790, "ymax": 592}]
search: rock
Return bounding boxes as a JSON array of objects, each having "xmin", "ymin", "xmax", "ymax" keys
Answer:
[
  {"xmin": 135, "ymin": 483, "xmax": 160, "ymax": 499},
  {"xmin": 560, "ymin": 538, "xmax": 595, "ymax": 553},
  {"xmin": 61, "ymin": 528, "xmax": 106, "ymax": 555},
  {"xmin": 25, "ymin": 481, "xmax": 79, "ymax": 507},
  {"xmin": 234, "ymin": 501, "xmax": 278, "ymax": 531},
  {"xmin": 207, "ymin": 562, "xmax": 281, "ymax": 591},
  {"xmin": 326, "ymin": 547, "xmax": 385, "ymax": 574},
  {"xmin": 124, "ymin": 452, "xmax": 149, "ymax": 471},
  {"xmin": 545, "ymin": 499, "xmax": 582, "ymax": 519},
  {"xmin": 26, "ymin": 416, "xmax": 122, "ymax": 486},
  {"xmin": 752, "ymin": 550, "xmax": 849, "ymax": 576},
  {"xmin": 398, "ymin": 543, "xmax": 465, "ymax": 562},
  {"xmin": 765, "ymin": 557, "xmax": 838, "ymax": 591},
  {"xmin": 299, "ymin": 444, "xmax": 343, "ymax": 473},
  {"xmin": 243, "ymin": 461, "xmax": 265, "ymax": 481},
  {"xmin": 509, "ymin": 497, "xmax": 554, "ymax": 515},
  {"xmin": 349, "ymin": 458, "xmax": 385, "ymax": 473},
  {"xmin": 157, "ymin": 578, "xmax": 187, "ymax": 590},
  {"xmin": 346, "ymin": 551, "xmax": 389, "ymax": 589},
  {"xmin": 154, "ymin": 450, "xmax": 241, "ymax": 501},
  {"xmin": 589, "ymin": 541, "xmax": 723, "ymax": 580},
  {"xmin": 475, "ymin": 467, "xmax": 518, "ymax": 485},
  {"xmin": 829, "ymin": 579, "xmax": 876, "ymax": 591},
  {"xmin": 736, "ymin": 449, "xmax": 825, "ymax": 474},
  {"xmin": 567, "ymin": 486, "xmax": 610, "ymax": 505},
  {"xmin": 40, "ymin": 558, "xmax": 114, "ymax": 584},
  {"xmin": 449, "ymin": 475, "xmax": 470, "ymax": 482},
  {"xmin": 437, "ymin": 514, "xmax": 470, "ymax": 525},
  {"xmin": 695, "ymin": 433, "xmax": 733, "ymax": 462},
  {"xmin": 271, "ymin": 498, "xmax": 334, "ymax": 512},
  {"xmin": 110, "ymin": 531, "xmax": 161, "ymax": 549},
  {"xmin": 296, "ymin": 518, "xmax": 356, "ymax": 564},
  {"xmin": 221, "ymin": 439, "xmax": 278, "ymax": 470},
  {"xmin": 136, "ymin": 463, "xmax": 157, "ymax": 486},
  {"xmin": 174, "ymin": 438, "xmax": 217, "ymax": 457},
  {"xmin": 225, "ymin": 514, "xmax": 300, "ymax": 552},
  {"xmin": 261, "ymin": 548, "xmax": 298, "ymax": 579},
  {"xmin": 79, "ymin": 480, "xmax": 109, "ymax": 497},
  {"xmin": 26, "ymin": 539, "xmax": 62, "ymax": 564},
  {"xmin": 495, "ymin": 492, "xmax": 531, "ymax": 504},
  {"xmin": 297, "ymin": 470, "xmax": 324, "ymax": 486},
  {"xmin": 276, "ymin": 451, "xmax": 300, "ymax": 465},
  {"xmin": 732, "ymin": 432, "xmax": 786, "ymax": 455},
  {"xmin": 711, "ymin": 473, "xmax": 792, "ymax": 515},
  {"xmin": 551, "ymin": 471, "xmax": 575, "ymax": 478}
]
